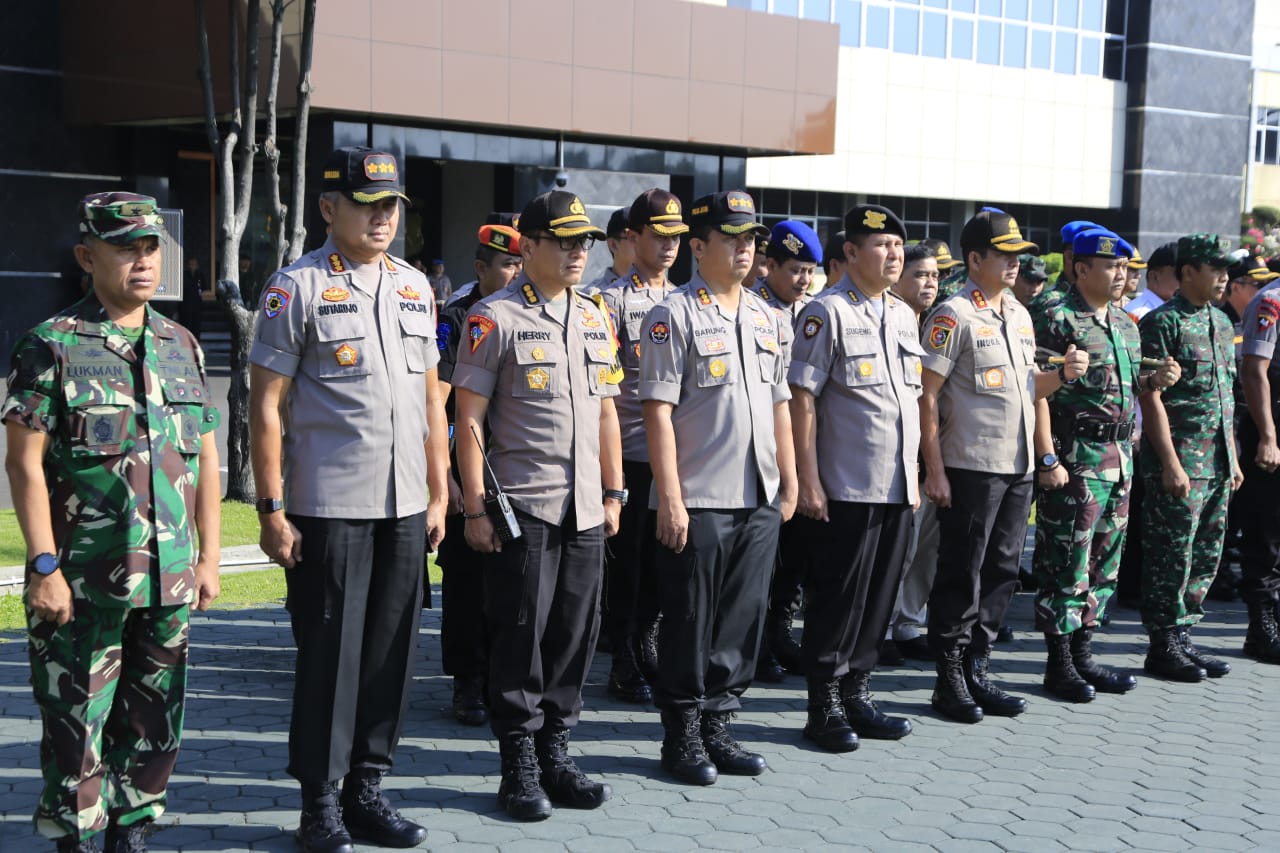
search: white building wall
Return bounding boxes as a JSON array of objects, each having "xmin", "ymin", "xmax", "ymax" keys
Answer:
[{"xmin": 747, "ymin": 47, "xmax": 1126, "ymax": 209}]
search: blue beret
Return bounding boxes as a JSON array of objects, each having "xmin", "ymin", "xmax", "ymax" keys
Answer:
[
  {"xmin": 1072, "ymin": 228, "xmax": 1126, "ymax": 258},
  {"xmin": 1115, "ymin": 237, "xmax": 1136, "ymax": 259},
  {"xmin": 767, "ymin": 220, "xmax": 823, "ymax": 264},
  {"xmin": 1061, "ymin": 219, "xmax": 1101, "ymax": 246}
]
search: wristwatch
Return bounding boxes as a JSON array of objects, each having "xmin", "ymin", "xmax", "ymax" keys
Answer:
[
  {"xmin": 27, "ymin": 553, "xmax": 59, "ymax": 576},
  {"xmin": 256, "ymin": 497, "xmax": 284, "ymax": 514},
  {"xmin": 604, "ymin": 488, "xmax": 629, "ymax": 506},
  {"xmin": 1057, "ymin": 364, "xmax": 1078, "ymax": 385},
  {"xmin": 1038, "ymin": 453, "xmax": 1059, "ymax": 471}
]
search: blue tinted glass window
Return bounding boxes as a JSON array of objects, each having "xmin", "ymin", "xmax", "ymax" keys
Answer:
[
  {"xmin": 1080, "ymin": 0, "xmax": 1103, "ymax": 30},
  {"xmin": 1005, "ymin": 0, "xmax": 1028, "ymax": 19},
  {"xmin": 1030, "ymin": 0, "xmax": 1053, "ymax": 23},
  {"xmin": 1054, "ymin": 30, "xmax": 1076, "ymax": 73},
  {"xmin": 835, "ymin": 0, "xmax": 862, "ymax": 45},
  {"xmin": 924, "ymin": 0, "xmax": 947, "ymax": 7},
  {"xmin": 894, "ymin": 7, "xmax": 920, "ymax": 53},
  {"xmin": 1030, "ymin": 28, "xmax": 1052, "ymax": 68},
  {"xmin": 804, "ymin": 0, "xmax": 832, "ymax": 20},
  {"xmin": 952, "ymin": 17, "xmax": 974, "ymax": 58},
  {"xmin": 979, "ymin": 0, "xmax": 1001, "ymax": 15},
  {"xmin": 1056, "ymin": 0, "xmax": 1078, "ymax": 27},
  {"xmin": 922, "ymin": 12, "xmax": 947, "ymax": 57},
  {"xmin": 977, "ymin": 20, "xmax": 1000, "ymax": 65},
  {"xmin": 953, "ymin": 0, "xmax": 976, "ymax": 12},
  {"xmin": 866, "ymin": 4, "xmax": 890, "ymax": 48},
  {"xmin": 1003, "ymin": 24, "xmax": 1026, "ymax": 67},
  {"xmin": 727, "ymin": 0, "xmax": 752, "ymax": 8},
  {"xmin": 774, "ymin": 0, "xmax": 799, "ymax": 15},
  {"xmin": 1080, "ymin": 35, "xmax": 1101, "ymax": 74}
]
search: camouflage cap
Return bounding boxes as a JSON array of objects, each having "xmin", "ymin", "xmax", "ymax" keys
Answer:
[
  {"xmin": 78, "ymin": 192, "xmax": 166, "ymax": 245},
  {"xmin": 1176, "ymin": 233, "xmax": 1232, "ymax": 267}
]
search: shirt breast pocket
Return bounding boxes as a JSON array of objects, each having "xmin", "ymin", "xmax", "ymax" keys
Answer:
[
  {"xmin": 314, "ymin": 313, "xmax": 373, "ymax": 380},
  {"xmin": 513, "ymin": 340, "xmax": 562, "ymax": 398},
  {"xmin": 160, "ymin": 379, "xmax": 205, "ymax": 454},
  {"xmin": 972, "ymin": 345, "xmax": 1012, "ymax": 394},
  {"xmin": 1177, "ymin": 341, "xmax": 1214, "ymax": 391},
  {"xmin": 900, "ymin": 337, "xmax": 925, "ymax": 388},
  {"xmin": 753, "ymin": 329, "xmax": 782, "ymax": 384},
  {"xmin": 841, "ymin": 338, "xmax": 884, "ymax": 388},
  {"xmin": 693, "ymin": 334, "xmax": 737, "ymax": 388},
  {"xmin": 585, "ymin": 343, "xmax": 615, "ymax": 396},
  {"xmin": 64, "ymin": 380, "xmax": 133, "ymax": 457},
  {"xmin": 398, "ymin": 310, "xmax": 436, "ymax": 373}
]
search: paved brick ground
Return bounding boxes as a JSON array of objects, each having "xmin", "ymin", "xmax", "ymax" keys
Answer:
[{"xmin": 2, "ymin": 591, "xmax": 1278, "ymax": 852}]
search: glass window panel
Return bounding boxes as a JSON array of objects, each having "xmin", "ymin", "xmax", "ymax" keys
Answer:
[
  {"xmin": 953, "ymin": 0, "xmax": 976, "ymax": 12},
  {"xmin": 1080, "ymin": 0, "xmax": 1103, "ymax": 30},
  {"xmin": 1030, "ymin": 0, "xmax": 1053, "ymax": 23},
  {"xmin": 835, "ymin": 0, "xmax": 861, "ymax": 45},
  {"xmin": 894, "ymin": 7, "xmax": 920, "ymax": 53},
  {"xmin": 1005, "ymin": 0, "xmax": 1028, "ymax": 19},
  {"xmin": 1080, "ymin": 35, "xmax": 1101, "ymax": 74},
  {"xmin": 1267, "ymin": 129, "xmax": 1279, "ymax": 166},
  {"xmin": 1056, "ymin": 0, "xmax": 1078, "ymax": 27},
  {"xmin": 977, "ymin": 20, "xmax": 1001, "ymax": 64},
  {"xmin": 922, "ymin": 12, "xmax": 947, "ymax": 57},
  {"xmin": 1003, "ymin": 24, "xmax": 1027, "ymax": 67},
  {"xmin": 791, "ymin": 191, "xmax": 817, "ymax": 216},
  {"xmin": 1054, "ymin": 30, "xmax": 1076, "ymax": 73},
  {"xmin": 773, "ymin": 0, "xmax": 800, "ymax": 16},
  {"xmin": 762, "ymin": 188, "xmax": 790, "ymax": 214},
  {"xmin": 1030, "ymin": 28, "xmax": 1052, "ymax": 69},
  {"xmin": 952, "ymin": 17, "xmax": 975, "ymax": 59},
  {"xmin": 923, "ymin": 0, "xmax": 947, "ymax": 7},
  {"xmin": 803, "ymin": 0, "xmax": 832, "ymax": 20},
  {"xmin": 904, "ymin": 197, "xmax": 929, "ymax": 221},
  {"xmin": 727, "ymin": 0, "xmax": 751, "ymax": 8},
  {"xmin": 979, "ymin": 0, "xmax": 1001, "ymax": 16},
  {"xmin": 866, "ymin": 4, "xmax": 890, "ymax": 48},
  {"xmin": 818, "ymin": 192, "xmax": 846, "ymax": 219}
]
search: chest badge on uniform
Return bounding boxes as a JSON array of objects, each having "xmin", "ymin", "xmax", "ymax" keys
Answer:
[
  {"xmin": 596, "ymin": 346, "xmax": 612, "ymax": 360},
  {"xmin": 263, "ymin": 286, "xmax": 291, "ymax": 319},
  {"xmin": 648, "ymin": 321, "xmax": 670, "ymax": 344},
  {"xmin": 633, "ymin": 342, "xmax": 641, "ymax": 358},
  {"xmin": 751, "ymin": 311, "xmax": 771, "ymax": 328},
  {"xmin": 580, "ymin": 309, "xmax": 601, "ymax": 329},
  {"xmin": 709, "ymin": 359, "xmax": 726, "ymax": 378},
  {"xmin": 803, "ymin": 315, "xmax": 823, "ymax": 339},
  {"xmin": 322, "ymin": 286, "xmax": 350, "ymax": 303},
  {"xmin": 92, "ymin": 417, "xmax": 114, "ymax": 444},
  {"xmin": 858, "ymin": 361, "xmax": 873, "ymax": 377},
  {"xmin": 526, "ymin": 366, "xmax": 550, "ymax": 391},
  {"xmin": 397, "ymin": 285, "xmax": 421, "ymax": 301},
  {"xmin": 531, "ymin": 346, "xmax": 545, "ymax": 361},
  {"xmin": 704, "ymin": 338, "xmax": 726, "ymax": 353},
  {"xmin": 982, "ymin": 367, "xmax": 1004, "ymax": 388},
  {"xmin": 597, "ymin": 366, "xmax": 610, "ymax": 385},
  {"xmin": 335, "ymin": 344, "xmax": 358, "ymax": 366}
]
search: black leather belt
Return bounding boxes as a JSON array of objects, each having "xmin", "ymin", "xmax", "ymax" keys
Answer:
[{"xmin": 1073, "ymin": 418, "xmax": 1135, "ymax": 442}]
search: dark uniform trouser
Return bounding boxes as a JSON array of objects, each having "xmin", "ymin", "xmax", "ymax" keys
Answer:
[
  {"xmin": 928, "ymin": 468, "xmax": 1033, "ymax": 653},
  {"xmin": 768, "ymin": 517, "xmax": 807, "ymax": 616},
  {"xmin": 29, "ymin": 601, "xmax": 189, "ymax": 841},
  {"xmin": 1237, "ymin": 419, "xmax": 1280, "ymax": 605},
  {"xmin": 482, "ymin": 505, "xmax": 604, "ymax": 738},
  {"xmin": 654, "ymin": 502, "xmax": 781, "ymax": 713},
  {"xmin": 285, "ymin": 513, "xmax": 425, "ymax": 785},
  {"xmin": 796, "ymin": 501, "xmax": 914, "ymax": 677},
  {"xmin": 436, "ymin": 511, "xmax": 488, "ymax": 678},
  {"xmin": 604, "ymin": 460, "xmax": 659, "ymax": 643},
  {"xmin": 1115, "ymin": 453, "xmax": 1146, "ymax": 603}
]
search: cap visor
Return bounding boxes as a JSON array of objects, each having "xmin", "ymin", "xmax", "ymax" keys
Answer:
[
  {"xmin": 1252, "ymin": 270, "xmax": 1280, "ymax": 282},
  {"xmin": 650, "ymin": 222, "xmax": 690, "ymax": 236},
  {"xmin": 1128, "ymin": 261, "xmax": 1148, "ymax": 270},
  {"xmin": 101, "ymin": 224, "xmax": 166, "ymax": 245},
  {"xmin": 550, "ymin": 224, "xmax": 608, "ymax": 239},
  {"xmin": 993, "ymin": 239, "xmax": 1039, "ymax": 254},
  {"xmin": 720, "ymin": 221, "xmax": 770, "ymax": 237},
  {"xmin": 349, "ymin": 189, "xmax": 411, "ymax": 205},
  {"xmin": 936, "ymin": 259, "xmax": 962, "ymax": 270}
]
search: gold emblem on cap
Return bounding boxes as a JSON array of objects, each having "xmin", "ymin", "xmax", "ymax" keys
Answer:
[
  {"xmin": 492, "ymin": 232, "xmax": 506, "ymax": 246},
  {"xmin": 783, "ymin": 233, "xmax": 803, "ymax": 254},
  {"xmin": 709, "ymin": 359, "xmax": 726, "ymax": 378},
  {"xmin": 527, "ymin": 367, "xmax": 550, "ymax": 390},
  {"xmin": 665, "ymin": 199, "xmax": 680, "ymax": 214},
  {"xmin": 1098, "ymin": 236, "xmax": 1116, "ymax": 255},
  {"xmin": 863, "ymin": 211, "xmax": 887, "ymax": 230},
  {"xmin": 569, "ymin": 197, "xmax": 586, "ymax": 215}
]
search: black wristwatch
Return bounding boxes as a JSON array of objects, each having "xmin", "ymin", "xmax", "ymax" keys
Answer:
[
  {"xmin": 256, "ymin": 497, "xmax": 284, "ymax": 514},
  {"xmin": 1038, "ymin": 453, "xmax": 1060, "ymax": 472},
  {"xmin": 1057, "ymin": 365, "xmax": 1078, "ymax": 385},
  {"xmin": 604, "ymin": 488, "xmax": 629, "ymax": 506},
  {"xmin": 27, "ymin": 553, "xmax": 59, "ymax": 577}
]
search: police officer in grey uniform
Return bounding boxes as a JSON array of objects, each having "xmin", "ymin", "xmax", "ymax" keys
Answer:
[
  {"xmin": 640, "ymin": 190, "xmax": 798, "ymax": 786},
  {"xmin": 789, "ymin": 205, "xmax": 920, "ymax": 752},
  {"xmin": 596, "ymin": 188, "xmax": 688, "ymax": 703},
  {"xmin": 250, "ymin": 147, "xmax": 447, "ymax": 852},
  {"xmin": 919, "ymin": 208, "xmax": 1087, "ymax": 724},
  {"xmin": 582, "ymin": 208, "xmax": 634, "ymax": 295},
  {"xmin": 452, "ymin": 190, "xmax": 624, "ymax": 821}
]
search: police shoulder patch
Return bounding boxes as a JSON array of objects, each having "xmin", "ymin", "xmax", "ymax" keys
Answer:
[
  {"xmin": 263, "ymin": 286, "xmax": 291, "ymax": 319},
  {"xmin": 468, "ymin": 315, "xmax": 496, "ymax": 352},
  {"xmin": 802, "ymin": 315, "xmax": 824, "ymax": 339},
  {"xmin": 648, "ymin": 321, "xmax": 671, "ymax": 344}
]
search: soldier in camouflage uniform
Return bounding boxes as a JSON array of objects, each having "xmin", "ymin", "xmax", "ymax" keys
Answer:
[
  {"xmin": 1138, "ymin": 234, "xmax": 1242, "ymax": 681},
  {"xmin": 928, "ymin": 237, "xmax": 968, "ymax": 303},
  {"xmin": 1028, "ymin": 220, "xmax": 1099, "ymax": 318},
  {"xmin": 1032, "ymin": 228, "xmax": 1175, "ymax": 703},
  {"xmin": 2, "ymin": 193, "xmax": 221, "ymax": 853}
]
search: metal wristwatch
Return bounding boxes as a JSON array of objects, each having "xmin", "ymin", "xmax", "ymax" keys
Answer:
[
  {"xmin": 1038, "ymin": 453, "xmax": 1060, "ymax": 472},
  {"xmin": 27, "ymin": 553, "xmax": 59, "ymax": 577},
  {"xmin": 256, "ymin": 497, "xmax": 284, "ymax": 514},
  {"xmin": 604, "ymin": 488, "xmax": 629, "ymax": 506}
]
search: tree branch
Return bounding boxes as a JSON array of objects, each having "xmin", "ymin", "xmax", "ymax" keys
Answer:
[{"xmin": 287, "ymin": 0, "xmax": 317, "ymax": 263}]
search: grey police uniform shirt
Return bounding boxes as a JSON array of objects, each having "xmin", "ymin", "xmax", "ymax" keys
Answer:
[
  {"xmin": 638, "ymin": 271, "xmax": 790, "ymax": 510},
  {"xmin": 597, "ymin": 267, "xmax": 674, "ymax": 463},
  {"xmin": 250, "ymin": 238, "xmax": 439, "ymax": 518},
  {"xmin": 788, "ymin": 276, "xmax": 922, "ymax": 505},
  {"xmin": 753, "ymin": 280, "xmax": 812, "ymax": 328},
  {"xmin": 581, "ymin": 267, "xmax": 623, "ymax": 297},
  {"xmin": 450, "ymin": 275, "xmax": 620, "ymax": 532},
  {"xmin": 1241, "ymin": 280, "xmax": 1280, "ymax": 379},
  {"xmin": 920, "ymin": 279, "xmax": 1037, "ymax": 477}
]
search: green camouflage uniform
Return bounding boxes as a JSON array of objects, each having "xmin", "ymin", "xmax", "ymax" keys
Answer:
[
  {"xmin": 935, "ymin": 264, "xmax": 969, "ymax": 302},
  {"xmin": 1028, "ymin": 272, "xmax": 1070, "ymax": 317},
  {"xmin": 1138, "ymin": 292, "xmax": 1237, "ymax": 632},
  {"xmin": 2, "ymin": 292, "xmax": 219, "ymax": 841},
  {"xmin": 1032, "ymin": 285, "xmax": 1142, "ymax": 634}
]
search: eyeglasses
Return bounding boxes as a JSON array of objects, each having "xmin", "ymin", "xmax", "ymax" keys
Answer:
[{"xmin": 532, "ymin": 233, "xmax": 597, "ymax": 252}]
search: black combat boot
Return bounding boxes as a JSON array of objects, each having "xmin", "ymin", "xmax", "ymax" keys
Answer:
[
  {"xmin": 802, "ymin": 677, "xmax": 860, "ymax": 753},
  {"xmin": 701, "ymin": 710, "xmax": 767, "ymax": 776},
  {"xmin": 1069, "ymin": 628, "xmax": 1137, "ymax": 693},
  {"xmin": 767, "ymin": 608, "xmax": 804, "ymax": 674},
  {"xmin": 898, "ymin": 635, "xmax": 933, "ymax": 661},
  {"xmin": 57, "ymin": 836, "xmax": 102, "ymax": 853},
  {"xmin": 1244, "ymin": 599, "xmax": 1280, "ymax": 664},
  {"xmin": 102, "ymin": 819, "xmax": 151, "ymax": 853},
  {"xmin": 452, "ymin": 673, "xmax": 488, "ymax": 726},
  {"xmin": 496, "ymin": 733, "xmax": 553, "ymax": 821},
  {"xmin": 840, "ymin": 670, "xmax": 912, "ymax": 739},
  {"xmin": 931, "ymin": 648, "xmax": 983, "ymax": 723},
  {"xmin": 962, "ymin": 647, "xmax": 1028, "ymax": 716},
  {"xmin": 296, "ymin": 781, "xmax": 355, "ymax": 853},
  {"xmin": 340, "ymin": 768, "xmax": 427, "ymax": 848},
  {"xmin": 1044, "ymin": 634, "xmax": 1096, "ymax": 702},
  {"xmin": 1144, "ymin": 628, "xmax": 1206, "ymax": 682},
  {"xmin": 660, "ymin": 707, "xmax": 718, "ymax": 786},
  {"xmin": 535, "ymin": 726, "xmax": 612, "ymax": 809},
  {"xmin": 636, "ymin": 618, "xmax": 661, "ymax": 684},
  {"xmin": 607, "ymin": 636, "xmax": 653, "ymax": 703},
  {"xmin": 754, "ymin": 643, "xmax": 787, "ymax": 683},
  {"xmin": 1177, "ymin": 627, "xmax": 1230, "ymax": 678},
  {"xmin": 878, "ymin": 639, "xmax": 905, "ymax": 666}
]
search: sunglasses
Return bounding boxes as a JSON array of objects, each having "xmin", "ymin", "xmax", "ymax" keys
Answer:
[{"xmin": 532, "ymin": 233, "xmax": 597, "ymax": 252}]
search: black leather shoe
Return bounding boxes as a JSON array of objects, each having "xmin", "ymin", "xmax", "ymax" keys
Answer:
[
  {"xmin": 1243, "ymin": 600, "xmax": 1280, "ymax": 664},
  {"xmin": 803, "ymin": 678, "xmax": 860, "ymax": 753},
  {"xmin": 1178, "ymin": 628, "xmax": 1229, "ymax": 678},
  {"xmin": 878, "ymin": 639, "xmax": 905, "ymax": 666},
  {"xmin": 341, "ymin": 769, "xmax": 427, "ymax": 848},
  {"xmin": 995, "ymin": 624, "xmax": 1015, "ymax": 644},
  {"xmin": 636, "ymin": 618, "xmax": 661, "ymax": 684},
  {"xmin": 840, "ymin": 671, "xmax": 911, "ymax": 739},
  {"xmin": 1044, "ymin": 634, "xmax": 1096, "ymax": 702},
  {"xmin": 660, "ymin": 708, "xmax": 718, "ymax": 785},
  {"xmin": 57, "ymin": 837, "xmax": 102, "ymax": 853},
  {"xmin": 932, "ymin": 649, "xmax": 983, "ymax": 723},
  {"xmin": 701, "ymin": 711, "xmax": 767, "ymax": 775},
  {"xmin": 1070, "ymin": 629, "xmax": 1137, "ymax": 693},
  {"xmin": 754, "ymin": 647, "xmax": 787, "ymax": 683},
  {"xmin": 297, "ymin": 782, "xmax": 355, "ymax": 853},
  {"xmin": 1144, "ymin": 629, "xmax": 1206, "ymax": 683},
  {"xmin": 897, "ymin": 636, "xmax": 933, "ymax": 661},
  {"xmin": 607, "ymin": 639, "xmax": 653, "ymax": 704},
  {"xmin": 497, "ymin": 734, "xmax": 553, "ymax": 821},
  {"xmin": 103, "ymin": 821, "xmax": 150, "ymax": 853},
  {"xmin": 452, "ymin": 674, "xmax": 488, "ymax": 726},
  {"xmin": 962, "ymin": 648, "xmax": 1027, "ymax": 716},
  {"xmin": 536, "ymin": 727, "xmax": 611, "ymax": 809}
]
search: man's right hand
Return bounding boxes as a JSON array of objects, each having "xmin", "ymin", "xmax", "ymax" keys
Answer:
[
  {"xmin": 464, "ymin": 515, "xmax": 502, "ymax": 553},
  {"xmin": 26, "ymin": 571, "xmax": 73, "ymax": 626},
  {"xmin": 260, "ymin": 513, "xmax": 303, "ymax": 568},
  {"xmin": 796, "ymin": 477, "xmax": 829, "ymax": 522},
  {"xmin": 1161, "ymin": 461, "xmax": 1191, "ymax": 499},
  {"xmin": 1257, "ymin": 438, "xmax": 1280, "ymax": 474},
  {"xmin": 923, "ymin": 468, "xmax": 952, "ymax": 508},
  {"xmin": 655, "ymin": 499, "xmax": 689, "ymax": 554}
]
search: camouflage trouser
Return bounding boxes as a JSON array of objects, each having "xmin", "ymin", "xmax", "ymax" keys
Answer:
[
  {"xmin": 27, "ymin": 601, "xmax": 189, "ymax": 841},
  {"xmin": 1033, "ymin": 475, "xmax": 1130, "ymax": 635},
  {"xmin": 1140, "ymin": 474, "xmax": 1229, "ymax": 632}
]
